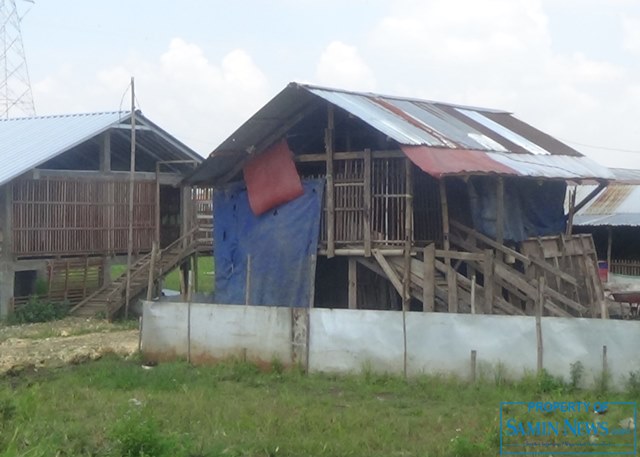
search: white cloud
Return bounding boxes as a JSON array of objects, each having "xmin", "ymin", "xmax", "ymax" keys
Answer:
[
  {"xmin": 316, "ymin": 41, "xmax": 376, "ymax": 91},
  {"xmin": 33, "ymin": 38, "xmax": 271, "ymax": 155},
  {"xmin": 623, "ymin": 17, "xmax": 640, "ymax": 54}
]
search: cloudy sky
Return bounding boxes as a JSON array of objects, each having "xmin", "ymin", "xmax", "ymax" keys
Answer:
[{"xmin": 16, "ymin": 0, "xmax": 640, "ymax": 168}]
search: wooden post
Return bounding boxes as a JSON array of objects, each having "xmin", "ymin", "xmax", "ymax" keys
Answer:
[
  {"xmin": 565, "ymin": 188, "xmax": 576, "ymax": 236},
  {"xmin": 193, "ymin": 252, "xmax": 199, "ymax": 293},
  {"xmin": 470, "ymin": 350, "xmax": 477, "ymax": 383},
  {"xmin": 125, "ymin": 77, "xmax": 137, "ymax": 319},
  {"xmin": 363, "ymin": 148, "xmax": 372, "ymax": 257},
  {"xmin": 483, "ymin": 250, "xmax": 494, "ymax": 314},
  {"xmin": 439, "ymin": 178, "xmax": 457, "ymax": 312},
  {"xmin": 325, "ymin": 104, "xmax": 335, "ymax": 258},
  {"xmin": 606, "ymin": 226, "xmax": 612, "ymax": 278},
  {"xmin": 470, "ymin": 274, "xmax": 476, "ymax": 314},
  {"xmin": 308, "ymin": 254, "xmax": 317, "ymax": 308},
  {"xmin": 146, "ymin": 242, "xmax": 157, "ymax": 301},
  {"xmin": 245, "ymin": 255, "xmax": 252, "ymax": 306},
  {"xmin": 602, "ymin": 345, "xmax": 607, "ymax": 375},
  {"xmin": 403, "ymin": 158, "xmax": 413, "ymax": 312},
  {"xmin": 439, "ymin": 178, "xmax": 450, "ymax": 251},
  {"xmin": 423, "ymin": 244, "xmax": 435, "ymax": 312},
  {"xmin": 536, "ymin": 276, "xmax": 545, "ymax": 374},
  {"xmin": 496, "ymin": 177, "xmax": 505, "ymax": 247},
  {"xmin": 348, "ymin": 257, "xmax": 357, "ymax": 309}
]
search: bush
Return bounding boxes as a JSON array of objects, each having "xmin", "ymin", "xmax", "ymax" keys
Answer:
[
  {"xmin": 110, "ymin": 409, "xmax": 179, "ymax": 457},
  {"xmin": 9, "ymin": 297, "xmax": 69, "ymax": 324}
]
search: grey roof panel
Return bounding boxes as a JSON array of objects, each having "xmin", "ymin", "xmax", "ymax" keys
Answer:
[{"xmin": 0, "ymin": 111, "xmax": 201, "ymax": 186}]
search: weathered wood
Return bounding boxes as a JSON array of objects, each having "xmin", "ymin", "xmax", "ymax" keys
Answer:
[
  {"xmin": 496, "ymin": 177, "xmax": 504, "ymax": 246},
  {"xmin": 372, "ymin": 250, "xmax": 404, "ymax": 297},
  {"xmin": 403, "ymin": 158, "xmax": 413, "ymax": 311},
  {"xmin": 308, "ymin": 254, "xmax": 317, "ymax": 308},
  {"xmin": 440, "ymin": 179, "xmax": 450, "ymax": 250},
  {"xmin": 348, "ymin": 257, "xmax": 357, "ymax": 309},
  {"xmin": 363, "ymin": 149, "xmax": 372, "ymax": 257},
  {"xmin": 423, "ymin": 244, "xmax": 435, "ymax": 312},
  {"xmin": 536, "ymin": 276, "xmax": 544, "ymax": 374},
  {"xmin": 483, "ymin": 249, "xmax": 494, "ymax": 314},
  {"xmin": 435, "ymin": 250, "xmax": 485, "ymax": 262},
  {"xmin": 325, "ymin": 105, "xmax": 335, "ymax": 258},
  {"xmin": 146, "ymin": 242, "xmax": 157, "ymax": 301},
  {"xmin": 470, "ymin": 274, "xmax": 476, "ymax": 314},
  {"xmin": 451, "ymin": 224, "xmax": 578, "ymax": 286},
  {"xmin": 565, "ymin": 188, "xmax": 576, "ymax": 236},
  {"xmin": 294, "ymin": 149, "xmax": 406, "ymax": 162},
  {"xmin": 99, "ymin": 131, "xmax": 111, "ymax": 172},
  {"xmin": 606, "ymin": 226, "xmax": 612, "ymax": 278}
]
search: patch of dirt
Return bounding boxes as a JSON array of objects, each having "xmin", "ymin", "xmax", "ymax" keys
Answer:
[{"xmin": 0, "ymin": 318, "xmax": 139, "ymax": 375}]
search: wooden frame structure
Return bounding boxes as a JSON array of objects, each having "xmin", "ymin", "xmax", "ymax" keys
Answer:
[{"xmin": 0, "ymin": 113, "xmax": 203, "ymax": 318}]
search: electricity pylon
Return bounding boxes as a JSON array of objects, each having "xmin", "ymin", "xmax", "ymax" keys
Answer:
[{"xmin": 0, "ymin": 0, "xmax": 35, "ymax": 118}]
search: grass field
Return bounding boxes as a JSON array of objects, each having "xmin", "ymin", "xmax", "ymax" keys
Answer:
[
  {"xmin": 112, "ymin": 256, "xmax": 215, "ymax": 295},
  {"xmin": 0, "ymin": 356, "xmax": 638, "ymax": 457}
]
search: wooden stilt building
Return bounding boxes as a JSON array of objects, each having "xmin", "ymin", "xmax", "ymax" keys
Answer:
[
  {"xmin": 188, "ymin": 83, "xmax": 614, "ymax": 318},
  {"xmin": 0, "ymin": 111, "xmax": 204, "ymax": 318}
]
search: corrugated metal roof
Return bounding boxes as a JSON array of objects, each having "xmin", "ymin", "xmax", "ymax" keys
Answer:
[
  {"xmin": 0, "ymin": 111, "xmax": 201, "ymax": 186},
  {"xmin": 187, "ymin": 82, "xmax": 613, "ymax": 184},
  {"xmin": 573, "ymin": 177, "xmax": 640, "ymax": 227}
]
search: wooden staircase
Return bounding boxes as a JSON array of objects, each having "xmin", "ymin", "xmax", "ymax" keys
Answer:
[
  {"xmin": 69, "ymin": 229, "xmax": 199, "ymax": 319},
  {"xmin": 354, "ymin": 221, "xmax": 606, "ymax": 318}
]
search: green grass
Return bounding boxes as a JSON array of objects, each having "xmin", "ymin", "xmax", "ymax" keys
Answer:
[
  {"xmin": 112, "ymin": 256, "xmax": 214, "ymax": 295},
  {"xmin": 0, "ymin": 357, "xmax": 637, "ymax": 456}
]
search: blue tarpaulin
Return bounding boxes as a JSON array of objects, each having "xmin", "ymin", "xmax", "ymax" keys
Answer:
[
  {"xmin": 467, "ymin": 177, "xmax": 566, "ymax": 242},
  {"xmin": 213, "ymin": 178, "xmax": 324, "ymax": 307}
]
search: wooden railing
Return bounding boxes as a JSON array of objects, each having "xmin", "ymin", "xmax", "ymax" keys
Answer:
[{"xmin": 611, "ymin": 259, "xmax": 640, "ymax": 277}]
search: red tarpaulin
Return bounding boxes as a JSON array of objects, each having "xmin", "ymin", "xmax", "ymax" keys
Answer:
[
  {"xmin": 401, "ymin": 145, "xmax": 517, "ymax": 178},
  {"xmin": 243, "ymin": 139, "xmax": 304, "ymax": 215}
]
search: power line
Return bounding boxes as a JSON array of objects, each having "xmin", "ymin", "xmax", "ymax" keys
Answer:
[{"xmin": 559, "ymin": 138, "xmax": 640, "ymax": 155}]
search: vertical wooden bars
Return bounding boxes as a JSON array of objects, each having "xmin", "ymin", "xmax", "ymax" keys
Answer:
[
  {"xmin": 325, "ymin": 104, "xmax": 335, "ymax": 258},
  {"xmin": 348, "ymin": 257, "xmax": 357, "ymax": 309},
  {"xmin": 363, "ymin": 148, "xmax": 372, "ymax": 257},
  {"xmin": 423, "ymin": 244, "xmax": 435, "ymax": 312}
]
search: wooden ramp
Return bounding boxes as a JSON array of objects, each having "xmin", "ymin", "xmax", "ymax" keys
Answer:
[{"xmin": 70, "ymin": 229, "xmax": 199, "ymax": 319}]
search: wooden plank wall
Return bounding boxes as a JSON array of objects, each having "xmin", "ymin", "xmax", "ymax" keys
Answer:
[
  {"xmin": 520, "ymin": 234, "xmax": 604, "ymax": 317},
  {"xmin": 12, "ymin": 178, "xmax": 155, "ymax": 257}
]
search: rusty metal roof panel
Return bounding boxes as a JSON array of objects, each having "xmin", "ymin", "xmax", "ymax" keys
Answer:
[
  {"xmin": 574, "ymin": 181, "xmax": 640, "ymax": 226},
  {"xmin": 186, "ymin": 82, "xmax": 614, "ymax": 184}
]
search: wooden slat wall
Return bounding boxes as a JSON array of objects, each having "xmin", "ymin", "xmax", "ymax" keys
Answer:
[
  {"xmin": 12, "ymin": 177, "xmax": 155, "ymax": 257},
  {"xmin": 192, "ymin": 186, "xmax": 214, "ymax": 250},
  {"xmin": 371, "ymin": 158, "xmax": 406, "ymax": 246},
  {"xmin": 413, "ymin": 169, "xmax": 442, "ymax": 247}
]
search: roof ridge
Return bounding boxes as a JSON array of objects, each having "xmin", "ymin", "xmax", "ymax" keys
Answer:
[
  {"xmin": 293, "ymin": 81, "xmax": 511, "ymax": 114},
  {"xmin": 0, "ymin": 111, "xmax": 130, "ymax": 122}
]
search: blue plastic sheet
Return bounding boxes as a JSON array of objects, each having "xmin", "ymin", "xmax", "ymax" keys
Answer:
[
  {"xmin": 213, "ymin": 179, "xmax": 324, "ymax": 307},
  {"xmin": 467, "ymin": 177, "xmax": 566, "ymax": 242}
]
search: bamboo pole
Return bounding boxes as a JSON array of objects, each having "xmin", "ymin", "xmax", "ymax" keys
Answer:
[
  {"xmin": 536, "ymin": 276, "xmax": 545, "ymax": 374},
  {"xmin": 125, "ymin": 77, "xmax": 137, "ymax": 319},
  {"xmin": 325, "ymin": 104, "xmax": 335, "ymax": 258}
]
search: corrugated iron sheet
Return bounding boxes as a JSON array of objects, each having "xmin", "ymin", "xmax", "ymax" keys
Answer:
[
  {"xmin": 573, "ymin": 179, "xmax": 640, "ymax": 227},
  {"xmin": 187, "ymin": 82, "xmax": 614, "ymax": 184},
  {"xmin": 0, "ymin": 111, "xmax": 201, "ymax": 186}
]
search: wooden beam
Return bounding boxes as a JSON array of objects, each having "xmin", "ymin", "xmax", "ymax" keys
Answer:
[
  {"xmin": 483, "ymin": 249, "xmax": 494, "ymax": 314},
  {"xmin": 403, "ymin": 158, "xmax": 413, "ymax": 311},
  {"xmin": 218, "ymin": 102, "xmax": 320, "ymax": 184},
  {"xmin": 363, "ymin": 148, "xmax": 372, "ymax": 257},
  {"xmin": 423, "ymin": 244, "xmax": 435, "ymax": 312},
  {"xmin": 372, "ymin": 250, "xmax": 404, "ymax": 297},
  {"xmin": 565, "ymin": 187, "xmax": 576, "ymax": 236},
  {"xmin": 496, "ymin": 177, "xmax": 504, "ymax": 245},
  {"xmin": 294, "ymin": 149, "xmax": 405, "ymax": 162},
  {"xmin": 325, "ymin": 104, "xmax": 335, "ymax": 258},
  {"xmin": 348, "ymin": 257, "xmax": 357, "ymax": 309},
  {"xmin": 439, "ymin": 179, "xmax": 450, "ymax": 251},
  {"xmin": 574, "ymin": 182, "xmax": 607, "ymax": 213}
]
